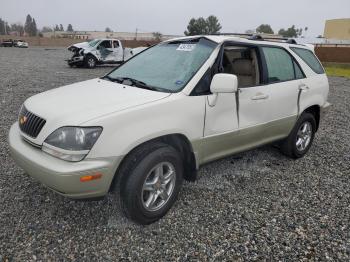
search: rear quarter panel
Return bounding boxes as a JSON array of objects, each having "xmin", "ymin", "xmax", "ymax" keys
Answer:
[{"xmin": 288, "ymin": 46, "xmax": 329, "ymax": 113}]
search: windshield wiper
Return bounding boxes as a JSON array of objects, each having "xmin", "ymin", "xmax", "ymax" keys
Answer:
[
  {"xmin": 101, "ymin": 75, "xmax": 122, "ymax": 83},
  {"xmin": 115, "ymin": 77, "xmax": 159, "ymax": 91},
  {"xmin": 102, "ymin": 76, "xmax": 168, "ymax": 92}
]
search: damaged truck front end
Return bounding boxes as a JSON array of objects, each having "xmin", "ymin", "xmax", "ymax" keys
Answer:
[{"xmin": 67, "ymin": 45, "xmax": 86, "ymax": 67}]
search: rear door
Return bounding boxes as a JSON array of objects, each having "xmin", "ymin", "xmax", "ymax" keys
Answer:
[
  {"xmin": 238, "ymin": 46, "xmax": 305, "ymax": 143},
  {"xmin": 112, "ymin": 40, "xmax": 124, "ymax": 62}
]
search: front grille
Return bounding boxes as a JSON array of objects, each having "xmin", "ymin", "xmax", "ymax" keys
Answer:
[{"xmin": 18, "ymin": 106, "xmax": 46, "ymax": 138}]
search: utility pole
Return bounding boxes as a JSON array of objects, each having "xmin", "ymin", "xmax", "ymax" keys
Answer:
[{"xmin": 135, "ymin": 28, "xmax": 138, "ymax": 40}]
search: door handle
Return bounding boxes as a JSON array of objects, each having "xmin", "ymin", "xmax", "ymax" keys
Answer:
[
  {"xmin": 299, "ymin": 83, "xmax": 309, "ymax": 90},
  {"xmin": 251, "ymin": 93, "xmax": 269, "ymax": 100}
]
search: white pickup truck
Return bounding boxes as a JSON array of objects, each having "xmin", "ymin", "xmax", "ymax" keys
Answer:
[{"xmin": 67, "ymin": 38, "xmax": 147, "ymax": 68}]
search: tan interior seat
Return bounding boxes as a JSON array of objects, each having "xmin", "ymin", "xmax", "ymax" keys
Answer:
[{"xmin": 232, "ymin": 59, "xmax": 255, "ymax": 87}]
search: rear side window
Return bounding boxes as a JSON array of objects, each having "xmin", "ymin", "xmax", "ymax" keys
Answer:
[
  {"xmin": 291, "ymin": 47, "xmax": 324, "ymax": 74},
  {"xmin": 262, "ymin": 47, "xmax": 295, "ymax": 83}
]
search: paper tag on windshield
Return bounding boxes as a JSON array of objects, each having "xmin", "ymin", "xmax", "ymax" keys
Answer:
[{"xmin": 177, "ymin": 44, "xmax": 196, "ymax": 52}]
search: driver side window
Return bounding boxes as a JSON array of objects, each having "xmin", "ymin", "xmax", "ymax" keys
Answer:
[{"xmin": 99, "ymin": 40, "xmax": 112, "ymax": 49}]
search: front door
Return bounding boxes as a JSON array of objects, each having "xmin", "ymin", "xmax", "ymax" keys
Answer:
[{"xmin": 98, "ymin": 40, "xmax": 114, "ymax": 62}]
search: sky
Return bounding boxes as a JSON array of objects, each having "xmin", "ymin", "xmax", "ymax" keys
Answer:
[{"xmin": 1, "ymin": 0, "xmax": 349, "ymax": 37}]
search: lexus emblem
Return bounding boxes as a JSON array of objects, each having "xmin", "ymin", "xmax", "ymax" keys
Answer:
[{"xmin": 19, "ymin": 116, "xmax": 27, "ymax": 125}]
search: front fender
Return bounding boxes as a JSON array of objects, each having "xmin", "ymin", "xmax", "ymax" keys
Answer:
[{"xmin": 84, "ymin": 94, "xmax": 206, "ymax": 160}]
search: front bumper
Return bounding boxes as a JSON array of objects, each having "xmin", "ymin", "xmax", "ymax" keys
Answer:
[
  {"xmin": 8, "ymin": 123, "xmax": 122, "ymax": 199},
  {"xmin": 67, "ymin": 55, "xmax": 84, "ymax": 66}
]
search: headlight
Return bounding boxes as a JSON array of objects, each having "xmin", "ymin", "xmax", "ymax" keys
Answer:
[{"xmin": 42, "ymin": 126, "xmax": 102, "ymax": 162}]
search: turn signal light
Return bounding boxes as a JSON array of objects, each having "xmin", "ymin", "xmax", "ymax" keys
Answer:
[{"xmin": 80, "ymin": 173, "xmax": 102, "ymax": 182}]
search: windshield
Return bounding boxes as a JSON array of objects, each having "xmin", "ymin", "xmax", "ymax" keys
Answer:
[
  {"xmin": 88, "ymin": 39, "xmax": 100, "ymax": 47},
  {"xmin": 107, "ymin": 38, "xmax": 217, "ymax": 92}
]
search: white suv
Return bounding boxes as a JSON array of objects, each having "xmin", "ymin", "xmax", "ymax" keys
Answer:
[{"xmin": 9, "ymin": 35, "xmax": 330, "ymax": 224}]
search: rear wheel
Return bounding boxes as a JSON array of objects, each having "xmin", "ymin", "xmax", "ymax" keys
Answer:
[
  {"xmin": 84, "ymin": 55, "xmax": 97, "ymax": 68},
  {"xmin": 280, "ymin": 112, "xmax": 316, "ymax": 158},
  {"xmin": 118, "ymin": 142, "xmax": 183, "ymax": 225}
]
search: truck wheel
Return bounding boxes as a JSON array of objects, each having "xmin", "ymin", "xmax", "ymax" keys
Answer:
[
  {"xmin": 280, "ymin": 112, "xmax": 316, "ymax": 159},
  {"xmin": 118, "ymin": 142, "xmax": 183, "ymax": 225},
  {"xmin": 84, "ymin": 55, "xmax": 97, "ymax": 68}
]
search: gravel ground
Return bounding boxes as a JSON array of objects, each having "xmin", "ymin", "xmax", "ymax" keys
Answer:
[{"xmin": 0, "ymin": 47, "xmax": 349, "ymax": 261}]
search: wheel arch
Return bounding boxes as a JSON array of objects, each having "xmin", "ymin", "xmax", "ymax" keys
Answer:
[
  {"xmin": 109, "ymin": 133, "xmax": 198, "ymax": 192},
  {"xmin": 303, "ymin": 105, "xmax": 320, "ymax": 131},
  {"xmin": 85, "ymin": 52, "xmax": 97, "ymax": 60}
]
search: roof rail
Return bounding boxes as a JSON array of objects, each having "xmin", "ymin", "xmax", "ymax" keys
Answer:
[
  {"xmin": 211, "ymin": 33, "xmax": 298, "ymax": 45},
  {"xmin": 248, "ymin": 34, "xmax": 298, "ymax": 44}
]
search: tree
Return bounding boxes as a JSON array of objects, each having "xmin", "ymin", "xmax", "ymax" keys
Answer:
[
  {"xmin": 5, "ymin": 22, "xmax": 10, "ymax": 35},
  {"xmin": 24, "ymin": 15, "xmax": 37, "ymax": 36},
  {"xmin": 0, "ymin": 18, "xmax": 5, "ymax": 35},
  {"xmin": 59, "ymin": 24, "xmax": 64, "ymax": 31},
  {"xmin": 278, "ymin": 25, "xmax": 300, "ymax": 38},
  {"xmin": 184, "ymin": 15, "xmax": 222, "ymax": 36},
  {"xmin": 296, "ymin": 28, "xmax": 303, "ymax": 37},
  {"xmin": 256, "ymin": 24, "xmax": 274, "ymax": 34},
  {"xmin": 10, "ymin": 23, "xmax": 24, "ymax": 36},
  {"xmin": 66, "ymin": 24, "xmax": 73, "ymax": 32},
  {"xmin": 206, "ymin": 15, "xmax": 222, "ymax": 34},
  {"xmin": 54, "ymin": 24, "xmax": 60, "ymax": 31},
  {"xmin": 105, "ymin": 27, "xmax": 112, "ymax": 32},
  {"xmin": 42, "ymin": 26, "xmax": 53, "ymax": 33},
  {"xmin": 152, "ymin": 32, "xmax": 162, "ymax": 41},
  {"xmin": 24, "ymin": 14, "xmax": 32, "ymax": 35},
  {"xmin": 31, "ymin": 18, "xmax": 38, "ymax": 36}
]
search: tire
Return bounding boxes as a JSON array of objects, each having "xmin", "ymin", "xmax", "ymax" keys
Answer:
[
  {"xmin": 280, "ymin": 112, "xmax": 316, "ymax": 159},
  {"xmin": 118, "ymin": 142, "xmax": 183, "ymax": 225},
  {"xmin": 84, "ymin": 55, "xmax": 97, "ymax": 68}
]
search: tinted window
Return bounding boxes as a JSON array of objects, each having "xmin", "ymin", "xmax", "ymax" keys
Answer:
[
  {"xmin": 262, "ymin": 47, "xmax": 295, "ymax": 83},
  {"xmin": 291, "ymin": 47, "xmax": 324, "ymax": 74},
  {"xmin": 191, "ymin": 68, "xmax": 212, "ymax": 95},
  {"xmin": 113, "ymin": 41, "xmax": 119, "ymax": 48},
  {"xmin": 293, "ymin": 60, "xmax": 305, "ymax": 79}
]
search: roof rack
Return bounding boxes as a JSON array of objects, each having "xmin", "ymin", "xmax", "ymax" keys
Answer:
[{"xmin": 211, "ymin": 33, "xmax": 298, "ymax": 45}]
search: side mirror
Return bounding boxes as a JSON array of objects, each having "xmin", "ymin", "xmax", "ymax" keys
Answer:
[{"xmin": 210, "ymin": 73, "xmax": 238, "ymax": 94}]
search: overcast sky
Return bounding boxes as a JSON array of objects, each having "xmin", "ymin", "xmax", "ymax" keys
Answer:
[{"xmin": 1, "ymin": 0, "xmax": 349, "ymax": 37}]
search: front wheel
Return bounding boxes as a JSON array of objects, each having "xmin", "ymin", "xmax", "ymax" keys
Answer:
[
  {"xmin": 280, "ymin": 112, "xmax": 316, "ymax": 158},
  {"xmin": 84, "ymin": 55, "xmax": 97, "ymax": 68},
  {"xmin": 118, "ymin": 143, "xmax": 183, "ymax": 225}
]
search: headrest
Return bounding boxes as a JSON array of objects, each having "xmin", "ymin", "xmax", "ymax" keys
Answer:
[{"xmin": 232, "ymin": 59, "xmax": 253, "ymax": 76}]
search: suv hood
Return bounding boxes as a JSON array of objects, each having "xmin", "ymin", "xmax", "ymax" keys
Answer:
[{"xmin": 24, "ymin": 78, "xmax": 171, "ymax": 126}]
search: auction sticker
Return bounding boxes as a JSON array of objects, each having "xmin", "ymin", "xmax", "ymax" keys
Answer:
[{"xmin": 177, "ymin": 44, "xmax": 196, "ymax": 51}]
